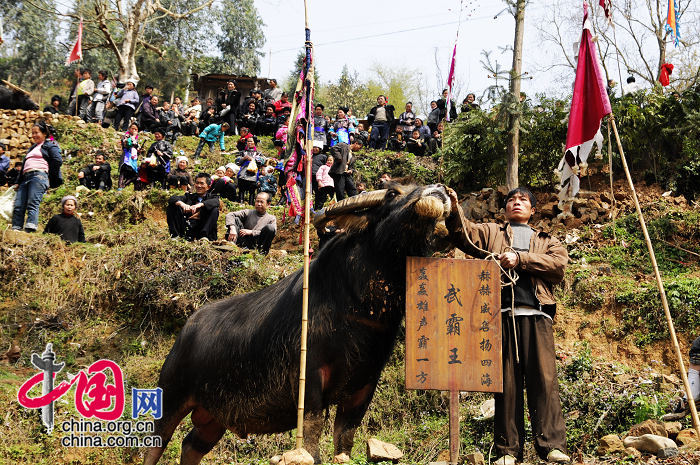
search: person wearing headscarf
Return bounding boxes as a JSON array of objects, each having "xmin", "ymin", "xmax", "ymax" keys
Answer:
[{"xmin": 44, "ymin": 195, "xmax": 85, "ymax": 243}]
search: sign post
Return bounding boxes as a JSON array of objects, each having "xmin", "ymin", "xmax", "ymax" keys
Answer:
[{"xmin": 406, "ymin": 257, "xmax": 502, "ymax": 464}]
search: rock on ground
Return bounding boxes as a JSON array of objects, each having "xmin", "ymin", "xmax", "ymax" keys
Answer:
[
  {"xmin": 366, "ymin": 438, "xmax": 404, "ymax": 463},
  {"xmin": 627, "ymin": 419, "xmax": 667, "ymax": 437},
  {"xmin": 623, "ymin": 433, "xmax": 678, "ymax": 456},
  {"xmin": 332, "ymin": 453, "xmax": 350, "ymax": 464},
  {"xmin": 278, "ymin": 448, "xmax": 314, "ymax": 465},
  {"xmin": 596, "ymin": 434, "xmax": 625, "ymax": 455},
  {"xmin": 676, "ymin": 429, "xmax": 699, "ymax": 446},
  {"xmin": 464, "ymin": 451, "xmax": 485, "ymax": 465}
]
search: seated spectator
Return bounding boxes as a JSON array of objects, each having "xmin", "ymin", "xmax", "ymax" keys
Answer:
[
  {"xmin": 194, "ymin": 122, "xmax": 229, "ymax": 159},
  {"xmin": 0, "ymin": 141, "xmax": 9, "ymax": 186},
  {"xmin": 415, "ymin": 117, "xmax": 432, "ymax": 142},
  {"xmin": 398, "ymin": 102, "xmax": 416, "ymax": 136},
  {"xmin": 167, "ymin": 155, "xmax": 193, "ymax": 190},
  {"xmin": 356, "ymin": 181, "xmax": 367, "ymax": 194},
  {"xmin": 329, "ymin": 142, "xmax": 357, "ymax": 200},
  {"xmin": 274, "ymin": 92, "xmax": 292, "ymax": 116},
  {"xmin": 350, "ymin": 122, "xmax": 369, "ymax": 148},
  {"xmin": 330, "ymin": 108, "xmax": 351, "ymax": 147},
  {"xmin": 139, "ymin": 95, "xmax": 159, "ymax": 131},
  {"xmin": 346, "ymin": 108, "xmax": 358, "ymax": 132},
  {"xmin": 258, "ymin": 165, "xmax": 278, "ymax": 199},
  {"xmin": 378, "ymin": 173, "xmax": 392, "ymax": 189},
  {"xmin": 118, "ymin": 123, "xmax": 141, "ymax": 189},
  {"xmin": 387, "ymin": 126, "xmax": 406, "ymax": 151},
  {"xmin": 310, "ymin": 145, "xmax": 327, "ymax": 199},
  {"xmin": 157, "ymin": 101, "xmax": 181, "ymax": 143},
  {"xmin": 236, "ymin": 138, "xmax": 267, "ymax": 205},
  {"xmin": 181, "ymin": 107, "xmax": 200, "ymax": 136},
  {"xmin": 225, "ymin": 192, "xmax": 277, "ymax": 255},
  {"xmin": 427, "ymin": 100, "xmax": 441, "ymax": 133},
  {"xmin": 210, "ymin": 163, "xmax": 238, "ymax": 201},
  {"xmin": 258, "ymin": 105, "xmax": 277, "ymax": 136},
  {"xmin": 276, "ymin": 107, "xmax": 291, "ymax": 131},
  {"xmin": 236, "ymin": 127, "xmax": 255, "ymax": 151},
  {"xmin": 197, "ymin": 100, "xmax": 217, "ymax": 133},
  {"xmin": 140, "ymin": 128, "xmax": 172, "ymax": 189},
  {"xmin": 78, "ymin": 151, "xmax": 112, "ymax": 190},
  {"xmin": 239, "ymin": 101, "xmax": 260, "ymax": 135},
  {"xmin": 43, "ymin": 95, "xmax": 62, "ymax": 114},
  {"xmin": 314, "ymin": 155, "xmax": 335, "ymax": 211},
  {"xmin": 407, "ymin": 129, "xmax": 427, "ymax": 156},
  {"xmin": 461, "ymin": 93, "xmax": 480, "ymax": 113},
  {"xmin": 274, "ymin": 117, "xmax": 289, "ymax": 157},
  {"xmin": 166, "ymin": 172, "xmax": 220, "ymax": 241},
  {"xmin": 428, "ymin": 122, "xmax": 444, "ymax": 154},
  {"xmin": 44, "ymin": 195, "xmax": 85, "ymax": 243},
  {"xmin": 313, "ymin": 104, "xmax": 329, "ymax": 150},
  {"xmin": 5, "ymin": 161, "xmax": 23, "ymax": 187}
]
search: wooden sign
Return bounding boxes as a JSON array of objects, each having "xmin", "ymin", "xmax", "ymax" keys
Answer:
[{"xmin": 405, "ymin": 257, "xmax": 502, "ymax": 392}]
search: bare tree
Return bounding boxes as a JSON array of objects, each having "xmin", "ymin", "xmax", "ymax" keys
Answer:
[
  {"xmin": 537, "ymin": 0, "xmax": 700, "ymax": 91},
  {"xmin": 29, "ymin": 0, "xmax": 214, "ymax": 82},
  {"xmin": 506, "ymin": 0, "xmax": 527, "ymax": 190}
]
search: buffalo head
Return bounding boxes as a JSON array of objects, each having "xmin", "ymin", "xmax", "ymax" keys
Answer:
[
  {"xmin": 0, "ymin": 86, "xmax": 40, "ymax": 111},
  {"xmin": 314, "ymin": 182, "xmax": 452, "ymax": 259}
]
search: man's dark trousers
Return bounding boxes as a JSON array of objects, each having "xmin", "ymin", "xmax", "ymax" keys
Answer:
[
  {"xmin": 330, "ymin": 173, "xmax": 357, "ymax": 201},
  {"xmin": 231, "ymin": 216, "xmax": 275, "ymax": 255},
  {"xmin": 166, "ymin": 197, "xmax": 219, "ymax": 241},
  {"xmin": 369, "ymin": 121, "xmax": 390, "ymax": 149},
  {"xmin": 494, "ymin": 315, "xmax": 567, "ymax": 461}
]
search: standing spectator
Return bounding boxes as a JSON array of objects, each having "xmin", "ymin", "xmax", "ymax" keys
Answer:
[
  {"xmin": 461, "ymin": 93, "xmax": 480, "ymax": 113},
  {"xmin": 427, "ymin": 100, "xmax": 441, "ymax": 133},
  {"xmin": 67, "ymin": 68, "xmax": 82, "ymax": 116},
  {"xmin": 168, "ymin": 155, "xmax": 193, "ymax": 190},
  {"xmin": 142, "ymin": 128, "xmax": 172, "ymax": 189},
  {"xmin": 329, "ymin": 142, "xmax": 357, "ymax": 200},
  {"xmin": 236, "ymin": 138, "xmax": 267, "ymax": 205},
  {"xmin": 225, "ymin": 192, "xmax": 277, "ymax": 255},
  {"xmin": 437, "ymin": 89, "xmax": 458, "ymax": 121},
  {"xmin": 314, "ymin": 155, "xmax": 335, "ymax": 211},
  {"xmin": 90, "ymin": 71, "xmax": 112, "ymax": 123},
  {"xmin": 398, "ymin": 102, "xmax": 416, "ymax": 136},
  {"xmin": 166, "ymin": 172, "xmax": 220, "ymax": 241},
  {"xmin": 44, "ymin": 95, "xmax": 62, "ymax": 114},
  {"xmin": 310, "ymin": 146, "xmax": 327, "ymax": 200},
  {"xmin": 330, "ymin": 108, "xmax": 351, "ymax": 146},
  {"xmin": 193, "ymin": 122, "xmax": 229, "ymax": 159},
  {"xmin": 313, "ymin": 104, "xmax": 329, "ymax": 150},
  {"xmin": 263, "ymin": 78, "xmax": 283, "ymax": 104},
  {"xmin": 118, "ymin": 123, "xmax": 141, "ymax": 189},
  {"xmin": 78, "ymin": 151, "xmax": 112, "ymax": 190},
  {"xmin": 218, "ymin": 80, "xmax": 241, "ymax": 134},
  {"xmin": 346, "ymin": 108, "xmax": 358, "ymax": 132},
  {"xmin": 76, "ymin": 69, "xmax": 95, "ymax": 121},
  {"xmin": 44, "ymin": 195, "xmax": 85, "ymax": 243},
  {"xmin": 274, "ymin": 92, "xmax": 292, "ymax": 116},
  {"xmin": 0, "ymin": 141, "xmax": 9, "ymax": 186},
  {"xmin": 367, "ymin": 95, "xmax": 395, "ymax": 150},
  {"xmin": 113, "ymin": 80, "xmax": 140, "ymax": 131},
  {"xmin": 12, "ymin": 121, "xmax": 61, "ymax": 232}
]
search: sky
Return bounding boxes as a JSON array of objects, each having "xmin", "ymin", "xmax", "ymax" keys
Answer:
[{"xmin": 254, "ymin": 0, "xmax": 567, "ymax": 113}]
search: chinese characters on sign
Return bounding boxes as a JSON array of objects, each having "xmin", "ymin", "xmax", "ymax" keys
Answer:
[{"xmin": 405, "ymin": 257, "xmax": 502, "ymax": 392}]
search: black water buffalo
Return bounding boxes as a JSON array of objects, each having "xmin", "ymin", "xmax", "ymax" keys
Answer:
[
  {"xmin": 144, "ymin": 183, "xmax": 453, "ymax": 465},
  {"xmin": 0, "ymin": 86, "xmax": 39, "ymax": 110}
]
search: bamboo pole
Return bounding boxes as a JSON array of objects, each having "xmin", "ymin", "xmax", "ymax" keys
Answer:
[
  {"xmin": 607, "ymin": 119, "xmax": 616, "ymax": 241},
  {"xmin": 609, "ymin": 115, "xmax": 700, "ymax": 438},
  {"xmin": 296, "ymin": 0, "xmax": 314, "ymax": 449}
]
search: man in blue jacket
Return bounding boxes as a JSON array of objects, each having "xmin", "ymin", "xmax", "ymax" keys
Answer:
[{"xmin": 194, "ymin": 122, "xmax": 229, "ymax": 159}]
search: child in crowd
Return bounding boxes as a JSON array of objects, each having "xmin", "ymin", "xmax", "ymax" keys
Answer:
[
  {"xmin": 236, "ymin": 138, "xmax": 267, "ymax": 205},
  {"xmin": 5, "ymin": 161, "xmax": 23, "ymax": 187},
  {"xmin": 258, "ymin": 165, "xmax": 278, "ymax": 199},
  {"xmin": 118, "ymin": 123, "xmax": 141, "ymax": 189},
  {"xmin": 0, "ymin": 141, "xmax": 9, "ymax": 186},
  {"xmin": 210, "ymin": 163, "xmax": 238, "ymax": 202},
  {"xmin": 44, "ymin": 195, "xmax": 85, "ymax": 243},
  {"xmin": 167, "ymin": 155, "xmax": 193, "ymax": 190},
  {"xmin": 407, "ymin": 129, "xmax": 427, "ymax": 156},
  {"xmin": 314, "ymin": 155, "xmax": 335, "ymax": 211}
]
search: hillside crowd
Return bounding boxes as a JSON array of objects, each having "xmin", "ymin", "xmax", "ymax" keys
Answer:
[{"xmin": 2, "ymin": 70, "xmax": 483, "ymax": 252}]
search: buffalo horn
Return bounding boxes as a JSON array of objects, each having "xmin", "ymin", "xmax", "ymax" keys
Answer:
[
  {"xmin": 1, "ymin": 79, "xmax": 32, "ymax": 97},
  {"xmin": 313, "ymin": 189, "xmax": 387, "ymax": 225}
]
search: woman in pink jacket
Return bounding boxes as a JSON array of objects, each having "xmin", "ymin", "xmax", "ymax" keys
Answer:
[{"xmin": 314, "ymin": 156, "xmax": 335, "ymax": 211}]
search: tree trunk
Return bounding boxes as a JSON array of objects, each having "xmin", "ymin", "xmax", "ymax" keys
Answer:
[{"xmin": 506, "ymin": 0, "xmax": 526, "ymax": 190}]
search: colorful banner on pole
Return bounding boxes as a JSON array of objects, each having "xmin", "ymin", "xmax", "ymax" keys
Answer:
[
  {"xmin": 666, "ymin": 0, "xmax": 680, "ymax": 47},
  {"xmin": 445, "ymin": 41, "xmax": 457, "ymax": 122},
  {"xmin": 557, "ymin": 3, "xmax": 611, "ymax": 204},
  {"xmin": 66, "ymin": 19, "xmax": 83, "ymax": 66}
]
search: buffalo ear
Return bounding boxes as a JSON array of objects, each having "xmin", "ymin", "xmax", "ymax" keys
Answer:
[{"xmin": 331, "ymin": 214, "xmax": 370, "ymax": 234}]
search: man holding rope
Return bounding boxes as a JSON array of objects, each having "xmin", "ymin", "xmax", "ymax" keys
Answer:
[{"xmin": 446, "ymin": 187, "xmax": 570, "ymax": 465}]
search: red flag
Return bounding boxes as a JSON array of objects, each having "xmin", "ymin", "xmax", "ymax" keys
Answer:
[
  {"xmin": 599, "ymin": 0, "xmax": 612, "ymax": 22},
  {"xmin": 66, "ymin": 19, "xmax": 83, "ymax": 66},
  {"xmin": 445, "ymin": 41, "xmax": 457, "ymax": 121},
  {"xmin": 557, "ymin": 3, "xmax": 612, "ymax": 203}
]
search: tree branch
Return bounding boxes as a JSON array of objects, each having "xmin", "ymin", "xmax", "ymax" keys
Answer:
[
  {"xmin": 153, "ymin": 0, "xmax": 214, "ymax": 20},
  {"xmin": 137, "ymin": 39, "xmax": 165, "ymax": 56}
]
